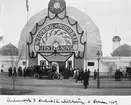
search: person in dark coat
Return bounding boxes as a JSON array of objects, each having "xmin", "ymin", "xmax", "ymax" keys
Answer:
[
  {"xmin": 87, "ymin": 69, "xmax": 90, "ymax": 77},
  {"xmin": 26, "ymin": 67, "xmax": 30, "ymax": 77},
  {"xmin": 1, "ymin": 69, "xmax": 3, "ymax": 73},
  {"xmin": 8, "ymin": 67, "xmax": 12, "ymax": 77},
  {"xmin": 18, "ymin": 66, "xmax": 22, "ymax": 77},
  {"xmin": 76, "ymin": 68, "xmax": 83, "ymax": 83},
  {"xmin": 94, "ymin": 69, "xmax": 97, "ymax": 80},
  {"xmin": 117, "ymin": 69, "xmax": 121, "ymax": 81},
  {"xmin": 18, "ymin": 67, "xmax": 20, "ymax": 77},
  {"xmin": 115, "ymin": 69, "xmax": 121, "ymax": 81},
  {"xmin": 13, "ymin": 67, "xmax": 17, "ymax": 77},
  {"xmin": 8, "ymin": 67, "xmax": 10, "ymax": 77},
  {"xmin": 70, "ymin": 68, "xmax": 74, "ymax": 77},
  {"xmin": 23, "ymin": 67, "xmax": 27, "ymax": 77},
  {"xmin": 115, "ymin": 70, "xmax": 118, "ymax": 81},
  {"xmin": 83, "ymin": 69, "xmax": 90, "ymax": 89},
  {"xmin": 120, "ymin": 71, "xmax": 123, "ymax": 80},
  {"xmin": 64, "ymin": 68, "xmax": 69, "ymax": 79}
]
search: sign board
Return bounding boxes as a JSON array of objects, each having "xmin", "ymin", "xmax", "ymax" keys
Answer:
[{"xmin": 34, "ymin": 23, "xmax": 79, "ymax": 52}]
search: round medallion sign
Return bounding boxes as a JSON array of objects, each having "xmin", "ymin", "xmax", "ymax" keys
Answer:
[
  {"xmin": 48, "ymin": 0, "xmax": 66, "ymax": 14},
  {"xmin": 54, "ymin": 3, "xmax": 60, "ymax": 9}
]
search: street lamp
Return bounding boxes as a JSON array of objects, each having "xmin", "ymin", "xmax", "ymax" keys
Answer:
[{"xmin": 96, "ymin": 50, "xmax": 101, "ymax": 88}]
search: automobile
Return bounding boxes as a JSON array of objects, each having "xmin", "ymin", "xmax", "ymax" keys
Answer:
[
  {"xmin": 33, "ymin": 65, "xmax": 60, "ymax": 80},
  {"xmin": 126, "ymin": 67, "xmax": 131, "ymax": 80}
]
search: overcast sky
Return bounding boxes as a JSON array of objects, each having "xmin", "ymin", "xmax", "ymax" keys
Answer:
[{"xmin": 0, "ymin": 0, "xmax": 131, "ymax": 56}]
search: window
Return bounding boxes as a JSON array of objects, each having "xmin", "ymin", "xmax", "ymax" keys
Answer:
[{"xmin": 88, "ymin": 62, "xmax": 94, "ymax": 66}]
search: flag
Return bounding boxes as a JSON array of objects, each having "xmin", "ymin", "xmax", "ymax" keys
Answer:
[
  {"xmin": 0, "ymin": 36, "xmax": 3, "ymax": 41},
  {"xmin": 26, "ymin": 0, "xmax": 29, "ymax": 12}
]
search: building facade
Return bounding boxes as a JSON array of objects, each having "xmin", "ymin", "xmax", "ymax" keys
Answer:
[{"xmin": 18, "ymin": 0, "xmax": 102, "ymax": 72}]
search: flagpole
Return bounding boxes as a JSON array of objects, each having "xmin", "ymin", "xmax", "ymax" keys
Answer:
[
  {"xmin": 26, "ymin": 38, "xmax": 28, "ymax": 68},
  {"xmin": 26, "ymin": 0, "xmax": 29, "ymax": 29},
  {"xmin": 84, "ymin": 0, "xmax": 87, "ymax": 71},
  {"xmin": 85, "ymin": 0, "xmax": 87, "ymax": 70},
  {"xmin": 86, "ymin": 27, "xmax": 87, "ymax": 69},
  {"xmin": 84, "ymin": 27, "xmax": 87, "ymax": 71},
  {"xmin": 26, "ymin": 0, "xmax": 29, "ymax": 68},
  {"xmin": 26, "ymin": 12, "xmax": 28, "ymax": 68}
]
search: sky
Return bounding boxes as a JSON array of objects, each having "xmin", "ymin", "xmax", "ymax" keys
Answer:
[{"xmin": 0, "ymin": 0, "xmax": 131, "ymax": 56}]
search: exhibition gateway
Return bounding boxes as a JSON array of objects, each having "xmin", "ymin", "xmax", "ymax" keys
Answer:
[{"xmin": 18, "ymin": 0, "xmax": 102, "ymax": 74}]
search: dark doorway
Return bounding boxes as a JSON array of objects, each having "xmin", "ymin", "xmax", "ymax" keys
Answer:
[
  {"xmin": 67, "ymin": 60, "xmax": 72, "ymax": 68},
  {"xmin": 58, "ymin": 62, "xmax": 65, "ymax": 75}
]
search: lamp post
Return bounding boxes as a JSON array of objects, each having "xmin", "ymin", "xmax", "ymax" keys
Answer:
[{"xmin": 96, "ymin": 50, "xmax": 101, "ymax": 88}]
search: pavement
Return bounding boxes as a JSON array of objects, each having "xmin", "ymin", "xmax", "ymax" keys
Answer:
[{"xmin": 0, "ymin": 73, "xmax": 131, "ymax": 95}]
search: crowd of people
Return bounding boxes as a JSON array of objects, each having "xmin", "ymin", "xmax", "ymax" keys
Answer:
[
  {"xmin": 8, "ymin": 66, "xmax": 34, "ymax": 77},
  {"xmin": 115, "ymin": 69, "xmax": 123, "ymax": 81},
  {"xmin": 114, "ymin": 68, "xmax": 131, "ymax": 81},
  {"xmin": 7, "ymin": 65, "xmax": 131, "ymax": 89},
  {"xmin": 7, "ymin": 65, "xmax": 94, "ymax": 89},
  {"xmin": 62, "ymin": 67, "xmax": 91, "ymax": 89}
]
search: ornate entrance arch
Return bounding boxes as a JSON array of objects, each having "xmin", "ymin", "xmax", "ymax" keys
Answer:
[{"xmin": 27, "ymin": 0, "xmax": 86, "ymax": 69}]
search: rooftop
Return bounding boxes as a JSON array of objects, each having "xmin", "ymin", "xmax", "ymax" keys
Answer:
[
  {"xmin": 112, "ymin": 44, "xmax": 131, "ymax": 57},
  {"xmin": 0, "ymin": 43, "xmax": 19, "ymax": 56}
]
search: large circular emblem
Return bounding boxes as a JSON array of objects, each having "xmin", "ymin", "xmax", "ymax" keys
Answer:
[
  {"xmin": 48, "ymin": 0, "xmax": 66, "ymax": 14},
  {"xmin": 54, "ymin": 3, "xmax": 60, "ymax": 9}
]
